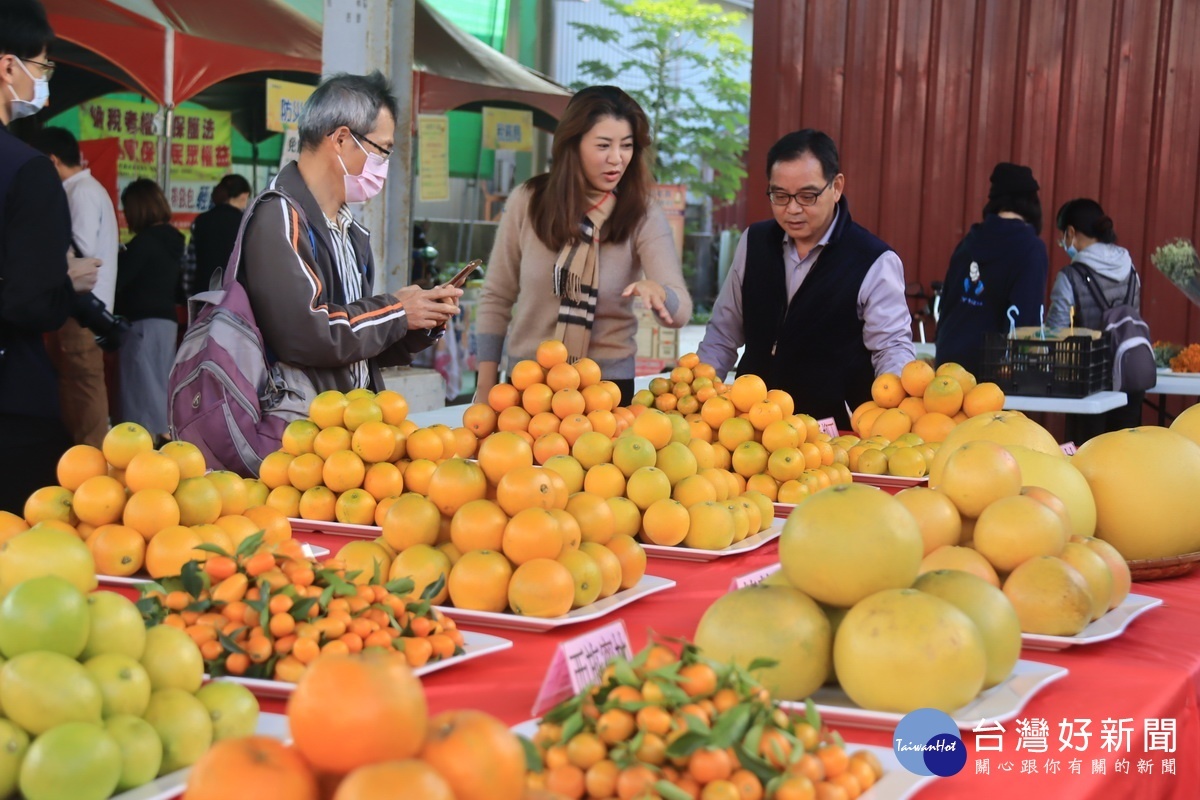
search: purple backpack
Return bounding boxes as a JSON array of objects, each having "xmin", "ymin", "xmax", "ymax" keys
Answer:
[{"xmin": 168, "ymin": 189, "xmax": 313, "ymax": 476}]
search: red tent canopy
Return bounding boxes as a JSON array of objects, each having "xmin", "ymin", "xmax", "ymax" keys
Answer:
[{"xmin": 44, "ymin": 0, "xmax": 321, "ymax": 105}]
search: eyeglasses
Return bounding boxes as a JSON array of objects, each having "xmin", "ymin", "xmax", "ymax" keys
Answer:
[
  {"xmin": 21, "ymin": 57, "xmax": 55, "ymax": 80},
  {"xmin": 353, "ymin": 132, "xmax": 393, "ymax": 159},
  {"xmin": 766, "ymin": 178, "xmax": 834, "ymax": 208}
]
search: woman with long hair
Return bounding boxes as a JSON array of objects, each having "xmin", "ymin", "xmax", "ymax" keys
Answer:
[
  {"xmin": 116, "ymin": 178, "xmax": 184, "ymax": 442},
  {"xmin": 474, "ymin": 85, "xmax": 692, "ymax": 404}
]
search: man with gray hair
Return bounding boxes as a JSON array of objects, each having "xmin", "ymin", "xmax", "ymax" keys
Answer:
[{"xmin": 239, "ymin": 71, "xmax": 460, "ymax": 402}]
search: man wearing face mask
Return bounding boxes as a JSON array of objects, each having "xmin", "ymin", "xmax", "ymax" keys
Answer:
[
  {"xmin": 0, "ymin": 0, "xmax": 101, "ymax": 513},
  {"xmin": 239, "ymin": 71, "xmax": 461, "ymax": 404}
]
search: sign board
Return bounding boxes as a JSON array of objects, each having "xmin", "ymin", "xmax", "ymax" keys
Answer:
[
  {"xmin": 531, "ymin": 621, "xmax": 631, "ymax": 716},
  {"xmin": 266, "ymin": 79, "xmax": 314, "ymax": 133},
  {"xmin": 729, "ymin": 563, "xmax": 782, "ymax": 592},
  {"xmin": 817, "ymin": 417, "xmax": 840, "ymax": 438},
  {"xmin": 481, "ymin": 107, "xmax": 534, "ymax": 152},
  {"xmin": 417, "ymin": 114, "xmax": 450, "ymax": 202},
  {"xmin": 1060, "ymin": 441, "xmax": 1078, "ymax": 456}
]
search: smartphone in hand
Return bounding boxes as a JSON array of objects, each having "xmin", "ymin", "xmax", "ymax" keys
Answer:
[{"xmin": 445, "ymin": 259, "xmax": 484, "ymax": 289}]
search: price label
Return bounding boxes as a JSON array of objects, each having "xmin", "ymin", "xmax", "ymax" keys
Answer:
[
  {"xmin": 531, "ymin": 620, "xmax": 632, "ymax": 716},
  {"xmin": 728, "ymin": 563, "xmax": 782, "ymax": 592},
  {"xmin": 1060, "ymin": 441, "xmax": 1078, "ymax": 456},
  {"xmin": 817, "ymin": 417, "xmax": 839, "ymax": 438}
]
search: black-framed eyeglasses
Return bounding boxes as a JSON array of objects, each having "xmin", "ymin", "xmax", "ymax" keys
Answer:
[
  {"xmin": 766, "ymin": 178, "xmax": 834, "ymax": 208},
  {"xmin": 21, "ymin": 57, "xmax": 55, "ymax": 80},
  {"xmin": 353, "ymin": 132, "xmax": 393, "ymax": 159}
]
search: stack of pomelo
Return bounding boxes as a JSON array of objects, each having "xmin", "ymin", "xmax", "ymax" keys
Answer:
[
  {"xmin": 4, "ymin": 423, "xmax": 293, "ymax": 582},
  {"xmin": 851, "ymin": 360, "xmax": 1006, "ymax": 444},
  {"xmin": 0, "ymin": 526, "xmax": 259, "ymax": 800},
  {"xmin": 184, "ymin": 649, "xmax": 528, "ymax": 800}
]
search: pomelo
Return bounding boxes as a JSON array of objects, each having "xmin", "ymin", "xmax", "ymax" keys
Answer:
[
  {"xmin": 0, "ymin": 719, "xmax": 29, "ymax": 799},
  {"xmin": 914, "ymin": 570, "xmax": 1022, "ymax": 688},
  {"xmin": 1002, "ymin": 556, "xmax": 1092, "ymax": 636},
  {"xmin": 143, "ymin": 688, "xmax": 214, "ymax": 774},
  {"xmin": 1006, "ymin": 445, "xmax": 1096, "ymax": 538},
  {"xmin": 140, "ymin": 625, "xmax": 204, "ymax": 693},
  {"xmin": 0, "ymin": 575, "xmax": 89, "ymax": 658},
  {"xmin": 81, "ymin": 591, "xmax": 148, "ymax": 661},
  {"xmin": 105, "ymin": 715, "xmax": 163, "ymax": 791},
  {"xmin": 0, "ymin": 527, "xmax": 96, "ymax": 598},
  {"xmin": 0, "ymin": 651, "xmax": 103, "ymax": 734},
  {"xmin": 18, "ymin": 722, "xmax": 121, "ymax": 800},
  {"xmin": 1058, "ymin": 542, "xmax": 1113, "ymax": 621},
  {"xmin": 927, "ymin": 410, "xmax": 1059, "ymax": 485},
  {"xmin": 195, "ymin": 681, "xmax": 260, "ymax": 741},
  {"xmin": 84, "ymin": 653, "xmax": 152, "ymax": 718},
  {"xmin": 694, "ymin": 584, "xmax": 831, "ymax": 701}
]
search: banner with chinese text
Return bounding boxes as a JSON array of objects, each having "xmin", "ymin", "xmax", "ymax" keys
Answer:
[
  {"xmin": 417, "ymin": 114, "xmax": 450, "ymax": 202},
  {"xmin": 481, "ymin": 107, "xmax": 533, "ymax": 152}
]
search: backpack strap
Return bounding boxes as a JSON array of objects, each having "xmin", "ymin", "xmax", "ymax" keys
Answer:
[
  {"xmin": 217, "ymin": 187, "xmax": 315, "ymax": 290},
  {"xmin": 1067, "ymin": 262, "xmax": 1112, "ymax": 312}
]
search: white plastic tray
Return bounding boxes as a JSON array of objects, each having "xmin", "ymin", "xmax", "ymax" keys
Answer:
[
  {"xmin": 208, "ymin": 630, "xmax": 513, "ymax": 698},
  {"xmin": 112, "ymin": 712, "xmax": 289, "ymax": 800},
  {"xmin": 1021, "ymin": 593, "xmax": 1163, "ymax": 651},
  {"xmin": 289, "ymin": 517, "xmax": 381, "ymax": 538},
  {"xmin": 642, "ymin": 519, "xmax": 783, "ymax": 562},
  {"xmin": 850, "ymin": 472, "xmax": 928, "ymax": 488},
  {"xmin": 435, "ymin": 575, "xmax": 676, "ymax": 632},
  {"xmin": 511, "ymin": 720, "xmax": 936, "ymax": 799},
  {"xmin": 97, "ymin": 544, "xmax": 329, "ymax": 586},
  {"xmin": 779, "ymin": 659, "xmax": 1068, "ymax": 732}
]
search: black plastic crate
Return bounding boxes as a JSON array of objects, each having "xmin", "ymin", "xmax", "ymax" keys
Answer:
[{"xmin": 979, "ymin": 332, "xmax": 1110, "ymax": 397}]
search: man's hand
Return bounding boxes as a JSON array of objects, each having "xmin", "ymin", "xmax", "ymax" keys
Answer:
[
  {"xmin": 67, "ymin": 252, "xmax": 101, "ymax": 293},
  {"xmin": 622, "ymin": 279, "xmax": 673, "ymax": 324},
  {"xmin": 393, "ymin": 284, "xmax": 463, "ymax": 329}
]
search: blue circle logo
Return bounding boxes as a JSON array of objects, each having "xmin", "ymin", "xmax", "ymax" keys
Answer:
[{"xmin": 893, "ymin": 708, "xmax": 967, "ymax": 777}]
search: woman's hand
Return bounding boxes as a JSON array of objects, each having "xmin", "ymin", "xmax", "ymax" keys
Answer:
[
  {"xmin": 621, "ymin": 279, "xmax": 673, "ymax": 324},
  {"xmin": 474, "ymin": 361, "xmax": 500, "ymax": 404}
]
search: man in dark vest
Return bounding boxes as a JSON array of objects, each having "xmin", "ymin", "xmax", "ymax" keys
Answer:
[
  {"xmin": 698, "ymin": 129, "xmax": 914, "ymax": 429},
  {"xmin": 1, "ymin": 0, "xmax": 101, "ymax": 512}
]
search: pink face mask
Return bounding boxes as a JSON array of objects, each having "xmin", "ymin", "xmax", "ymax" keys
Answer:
[{"xmin": 338, "ymin": 135, "xmax": 389, "ymax": 203}]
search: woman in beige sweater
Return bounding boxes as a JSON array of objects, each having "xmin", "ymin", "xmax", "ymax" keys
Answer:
[{"xmin": 474, "ymin": 85, "xmax": 692, "ymax": 404}]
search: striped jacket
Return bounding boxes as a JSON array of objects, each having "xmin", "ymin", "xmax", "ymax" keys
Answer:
[{"xmin": 239, "ymin": 162, "xmax": 433, "ymax": 396}]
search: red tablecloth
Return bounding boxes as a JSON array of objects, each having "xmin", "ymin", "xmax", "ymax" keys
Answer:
[
  {"xmin": 276, "ymin": 531, "xmax": 1200, "ymax": 799},
  {"xmin": 118, "ymin": 528, "xmax": 1200, "ymax": 799}
]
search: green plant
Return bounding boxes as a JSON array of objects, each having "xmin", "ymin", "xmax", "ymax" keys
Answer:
[
  {"xmin": 571, "ymin": 0, "xmax": 750, "ymax": 207},
  {"xmin": 1151, "ymin": 238, "xmax": 1199, "ymax": 286}
]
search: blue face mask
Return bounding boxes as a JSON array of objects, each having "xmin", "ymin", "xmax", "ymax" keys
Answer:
[{"xmin": 1060, "ymin": 237, "xmax": 1078, "ymax": 261}]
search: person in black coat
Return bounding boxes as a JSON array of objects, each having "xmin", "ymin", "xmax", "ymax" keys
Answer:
[
  {"xmin": 188, "ymin": 173, "xmax": 250, "ymax": 295},
  {"xmin": 116, "ymin": 179, "xmax": 184, "ymax": 440}
]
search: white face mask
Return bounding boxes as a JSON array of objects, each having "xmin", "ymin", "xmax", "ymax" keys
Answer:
[
  {"xmin": 336, "ymin": 135, "xmax": 389, "ymax": 204},
  {"xmin": 8, "ymin": 58, "xmax": 50, "ymax": 120}
]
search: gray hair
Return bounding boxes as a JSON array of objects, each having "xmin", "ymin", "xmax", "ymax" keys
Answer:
[{"xmin": 297, "ymin": 71, "xmax": 398, "ymax": 151}]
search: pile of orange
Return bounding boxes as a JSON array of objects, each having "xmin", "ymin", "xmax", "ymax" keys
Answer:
[
  {"xmin": 330, "ymin": 445, "xmax": 650, "ymax": 618},
  {"xmin": 7, "ymin": 422, "xmax": 291, "ymax": 580},
  {"xmin": 184, "ymin": 649, "xmax": 529, "ymax": 800},
  {"xmin": 527, "ymin": 640, "xmax": 885, "ymax": 800},
  {"xmin": 852, "ymin": 360, "xmax": 1005, "ymax": 444}
]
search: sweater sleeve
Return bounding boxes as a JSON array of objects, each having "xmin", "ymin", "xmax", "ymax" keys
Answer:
[
  {"xmin": 1, "ymin": 158, "xmax": 74, "ymax": 333},
  {"xmin": 634, "ymin": 203, "xmax": 692, "ymax": 328},
  {"xmin": 241, "ymin": 196, "xmax": 411, "ymax": 369},
  {"xmin": 1046, "ymin": 269, "xmax": 1076, "ymax": 329},
  {"xmin": 474, "ymin": 183, "xmax": 530, "ymax": 363}
]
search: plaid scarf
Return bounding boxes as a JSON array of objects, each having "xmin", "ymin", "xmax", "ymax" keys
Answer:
[{"xmin": 553, "ymin": 192, "xmax": 616, "ymax": 362}]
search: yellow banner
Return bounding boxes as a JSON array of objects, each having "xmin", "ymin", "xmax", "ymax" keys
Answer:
[
  {"xmin": 481, "ymin": 106, "xmax": 533, "ymax": 152},
  {"xmin": 266, "ymin": 78, "xmax": 314, "ymax": 133},
  {"xmin": 79, "ymin": 98, "xmax": 233, "ymax": 185},
  {"xmin": 418, "ymin": 114, "xmax": 450, "ymax": 202}
]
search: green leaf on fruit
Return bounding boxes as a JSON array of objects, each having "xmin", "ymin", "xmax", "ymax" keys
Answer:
[
  {"xmin": 385, "ymin": 577, "xmax": 415, "ymax": 596},
  {"xmin": 680, "ymin": 711, "xmax": 711, "ymax": 734},
  {"xmin": 664, "ymin": 731, "xmax": 708, "ymax": 759},
  {"xmin": 654, "ymin": 780, "xmax": 693, "ymax": 800},
  {"xmin": 420, "ymin": 573, "xmax": 446, "ymax": 602},
  {"xmin": 180, "ymin": 560, "xmax": 203, "ymax": 598},
  {"xmin": 193, "ymin": 542, "xmax": 231, "ymax": 557},
  {"xmin": 732, "ymin": 741, "xmax": 776, "ymax": 784},
  {"xmin": 289, "ymin": 597, "xmax": 317, "ymax": 621},
  {"xmin": 710, "ymin": 703, "xmax": 753, "ymax": 749},
  {"xmin": 218, "ymin": 628, "xmax": 247, "ymax": 655},
  {"xmin": 560, "ymin": 710, "xmax": 585, "ymax": 742},
  {"xmin": 235, "ymin": 530, "xmax": 266, "ymax": 559},
  {"xmin": 746, "ymin": 657, "xmax": 779, "ymax": 672},
  {"xmin": 804, "ymin": 697, "xmax": 821, "ymax": 731},
  {"xmin": 519, "ymin": 735, "xmax": 543, "ymax": 773}
]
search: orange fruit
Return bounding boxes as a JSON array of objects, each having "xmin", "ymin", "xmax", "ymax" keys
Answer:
[
  {"xmin": 487, "ymin": 383, "xmax": 521, "ymax": 412},
  {"xmin": 934, "ymin": 440, "xmax": 1022, "ymax": 517},
  {"xmin": 23, "ymin": 485, "xmax": 76, "ymax": 527},
  {"xmin": 900, "ymin": 360, "xmax": 936, "ymax": 397},
  {"xmin": 382, "ymin": 493, "xmax": 441, "ymax": 550},
  {"xmin": 551, "ymin": 388, "xmax": 586, "ymax": 419},
  {"xmin": 462, "ymin": 403, "xmax": 498, "ymax": 438},
  {"xmin": 373, "ymin": 389, "xmax": 409, "ymax": 426},
  {"xmin": 71, "ymin": 475, "xmax": 127, "ymax": 526},
  {"xmin": 533, "ymin": 432, "xmax": 570, "ymax": 465},
  {"xmin": 123, "ymin": 488, "xmax": 180, "ymax": 540},
  {"xmin": 496, "ymin": 466, "xmax": 557, "ymax": 515},
  {"xmin": 898, "ymin": 395, "xmax": 926, "ymax": 420},
  {"xmin": 605, "ymin": 533, "xmax": 646, "ymax": 589},
  {"xmin": 452, "ymin": 427, "xmax": 478, "ymax": 459},
  {"xmin": 309, "ymin": 390, "xmax": 349, "ymax": 429},
  {"xmin": 420, "ymin": 710, "xmax": 527, "ymax": 800},
  {"xmin": 159, "ymin": 440, "xmax": 206, "ymax": 479},
  {"xmin": 184, "ymin": 736, "xmax": 318, "ymax": 800},
  {"xmin": 402, "ymin": 459, "xmax": 438, "ymax": 495},
  {"xmin": 123, "ymin": 450, "xmax": 181, "ymax": 494},
  {"xmin": 747, "ymin": 401, "xmax": 783, "ymax": 431},
  {"xmin": 405, "ymin": 428, "xmax": 445, "ymax": 462},
  {"xmin": 586, "ymin": 409, "xmax": 617, "ymax": 437},
  {"xmin": 207, "ymin": 470, "xmax": 250, "ymax": 516},
  {"xmin": 912, "ymin": 411, "xmax": 956, "ymax": 442},
  {"xmin": 557, "ymin": 414, "xmax": 593, "ymax": 447},
  {"xmin": 363, "ymin": 462, "xmax": 404, "ymax": 501},
  {"xmin": 584, "ymin": 463, "xmax": 626, "ymax": 499},
  {"xmin": 528, "ymin": 411, "xmax": 561, "ymax": 440},
  {"xmin": 496, "ymin": 405, "xmax": 532, "ymax": 433},
  {"xmin": 242, "ymin": 505, "xmax": 292, "ymax": 545},
  {"xmin": 871, "ymin": 408, "xmax": 912, "ymax": 441},
  {"xmin": 477, "ymin": 431, "xmax": 534, "ymax": 484},
  {"xmin": 335, "ymin": 489, "xmax": 378, "ymax": 526},
  {"xmin": 102, "ymin": 422, "xmax": 154, "ymax": 469},
  {"xmin": 0, "ymin": 511, "xmax": 29, "ymax": 546},
  {"xmin": 502, "ymin": 507, "xmax": 563, "ymax": 564},
  {"xmin": 936, "ymin": 361, "xmax": 978, "ymax": 395},
  {"xmin": 350, "ymin": 421, "xmax": 396, "ymax": 464},
  {"xmin": 923, "ymin": 376, "xmax": 964, "ymax": 416},
  {"xmin": 451, "ymin": 499, "xmax": 508, "ymax": 553},
  {"xmin": 508, "ymin": 558, "xmax": 574, "ymax": 617},
  {"xmin": 87, "ymin": 523, "xmax": 146, "ymax": 576},
  {"xmin": 870, "ymin": 373, "xmax": 904, "ymax": 409},
  {"xmin": 427, "ymin": 458, "xmax": 488, "ymax": 517},
  {"xmin": 630, "ymin": 409, "xmax": 673, "ymax": 450},
  {"xmin": 333, "ymin": 759, "xmax": 454, "ymax": 800},
  {"xmin": 288, "ymin": 650, "xmax": 428, "ymax": 775},
  {"xmin": 297, "ymin": 486, "xmax": 337, "ymax": 521},
  {"xmin": 536, "ymin": 340, "xmax": 569, "ymax": 369},
  {"xmin": 174, "ymin": 476, "xmax": 223, "ymax": 526},
  {"xmin": 56, "ymin": 445, "xmax": 109, "ymax": 491},
  {"xmin": 565, "ymin": 491, "xmax": 616, "ymax": 545},
  {"xmin": 324, "ymin": 451, "xmax": 366, "ymax": 493},
  {"xmin": 509, "ymin": 360, "xmax": 545, "ymax": 393},
  {"xmin": 342, "ymin": 398, "xmax": 383, "ymax": 432},
  {"xmin": 258, "ymin": 451, "xmax": 295, "ymax": 490},
  {"xmin": 447, "ymin": 549, "xmax": 513, "ymax": 612},
  {"xmin": 311, "ymin": 426, "xmax": 352, "ymax": 460},
  {"xmin": 287, "ymin": 453, "xmax": 325, "ymax": 492},
  {"xmin": 546, "ymin": 363, "xmax": 581, "ymax": 393},
  {"xmin": 729, "ymin": 374, "xmax": 768, "ymax": 413},
  {"xmin": 963, "ymin": 382, "xmax": 1005, "ymax": 417},
  {"xmin": 145, "ymin": 524, "xmax": 204, "ymax": 577},
  {"xmin": 282, "ymin": 419, "xmax": 320, "ymax": 456}
]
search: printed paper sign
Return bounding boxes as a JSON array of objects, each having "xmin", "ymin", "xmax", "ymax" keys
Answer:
[
  {"xmin": 728, "ymin": 563, "xmax": 782, "ymax": 592},
  {"xmin": 817, "ymin": 417, "xmax": 839, "ymax": 438},
  {"xmin": 482, "ymin": 107, "xmax": 534, "ymax": 152},
  {"xmin": 531, "ymin": 621, "xmax": 631, "ymax": 716},
  {"xmin": 1060, "ymin": 441, "xmax": 1078, "ymax": 456},
  {"xmin": 417, "ymin": 114, "xmax": 450, "ymax": 202}
]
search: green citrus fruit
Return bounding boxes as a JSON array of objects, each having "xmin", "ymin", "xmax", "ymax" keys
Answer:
[
  {"xmin": 84, "ymin": 654, "xmax": 152, "ymax": 718},
  {"xmin": 18, "ymin": 721, "xmax": 121, "ymax": 800},
  {"xmin": 195, "ymin": 681, "xmax": 260, "ymax": 741},
  {"xmin": 142, "ymin": 688, "xmax": 213, "ymax": 774},
  {"xmin": 0, "ymin": 652, "xmax": 102, "ymax": 734},
  {"xmin": 0, "ymin": 575, "xmax": 89, "ymax": 659},
  {"xmin": 139, "ymin": 625, "xmax": 203, "ymax": 693},
  {"xmin": 0, "ymin": 719, "xmax": 30, "ymax": 798},
  {"xmin": 105, "ymin": 715, "xmax": 163, "ymax": 790},
  {"xmin": 80, "ymin": 591, "xmax": 146, "ymax": 661},
  {"xmin": 0, "ymin": 527, "xmax": 96, "ymax": 599}
]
